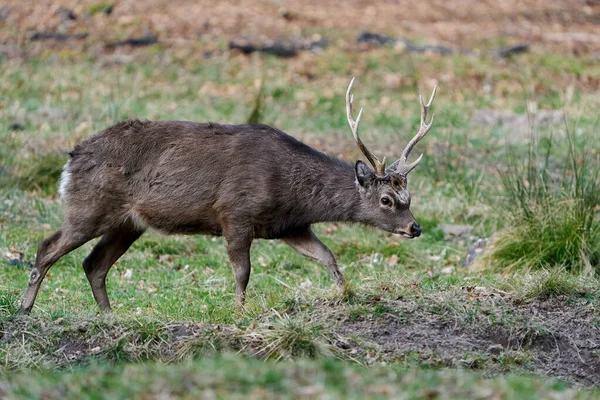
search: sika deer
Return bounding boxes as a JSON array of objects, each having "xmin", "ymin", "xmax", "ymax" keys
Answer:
[{"xmin": 20, "ymin": 78, "xmax": 437, "ymax": 313}]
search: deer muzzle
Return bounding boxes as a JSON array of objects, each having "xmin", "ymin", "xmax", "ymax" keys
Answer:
[{"xmin": 399, "ymin": 221, "xmax": 422, "ymax": 239}]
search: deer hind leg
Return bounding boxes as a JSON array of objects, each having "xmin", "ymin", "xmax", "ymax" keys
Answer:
[
  {"xmin": 283, "ymin": 227, "xmax": 345, "ymax": 287},
  {"xmin": 224, "ymin": 233, "xmax": 253, "ymax": 308},
  {"xmin": 82, "ymin": 227, "xmax": 144, "ymax": 311},
  {"xmin": 20, "ymin": 226, "xmax": 98, "ymax": 314}
]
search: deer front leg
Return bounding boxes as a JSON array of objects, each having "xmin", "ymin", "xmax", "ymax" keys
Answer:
[
  {"xmin": 283, "ymin": 227, "xmax": 345, "ymax": 287},
  {"xmin": 225, "ymin": 235, "xmax": 253, "ymax": 307}
]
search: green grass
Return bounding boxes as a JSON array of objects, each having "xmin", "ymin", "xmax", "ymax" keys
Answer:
[
  {"xmin": 1, "ymin": 38, "xmax": 600, "ymax": 396},
  {"xmin": 522, "ymin": 269, "xmax": 585, "ymax": 300},
  {"xmin": 86, "ymin": 2, "xmax": 114, "ymax": 15},
  {"xmin": 476, "ymin": 127, "xmax": 600, "ymax": 275},
  {"xmin": 1, "ymin": 355, "xmax": 594, "ymax": 400},
  {"xmin": 12, "ymin": 151, "xmax": 66, "ymax": 196}
]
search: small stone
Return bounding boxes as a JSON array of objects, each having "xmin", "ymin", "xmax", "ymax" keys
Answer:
[
  {"xmin": 357, "ymin": 31, "xmax": 396, "ymax": 46},
  {"xmin": 487, "ymin": 344, "xmax": 504, "ymax": 355},
  {"xmin": 90, "ymin": 346, "xmax": 101, "ymax": 354},
  {"xmin": 9, "ymin": 122, "xmax": 25, "ymax": 131},
  {"xmin": 441, "ymin": 224, "xmax": 473, "ymax": 238},
  {"xmin": 53, "ymin": 317, "xmax": 64, "ymax": 325},
  {"xmin": 462, "ymin": 238, "xmax": 489, "ymax": 267},
  {"xmin": 56, "ymin": 7, "xmax": 77, "ymax": 21},
  {"xmin": 441, "ymin": 266, "xmax": 454, "ymax": 274},
  {"xmin": 335, "ymin": 339, "xmax": 352, "ymax": 349}
]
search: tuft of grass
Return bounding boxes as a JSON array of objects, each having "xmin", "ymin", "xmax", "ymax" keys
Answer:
[
  {"xmin": 497, "ymin": 350, "xmax": 531, "ymax": 367},
  {"xmin": 0, "ymin": 293, "xmax": 19, "ymax": 318},
  {"xmin": 477, "ymin": 126, "xmax": 600, "ymax": 276},
  {"xmin": 522, "ymin": 270, "xmax": 584, "ymax": 300},
  {"xmin": 87, "ymin": 2, "xmax": 114, "ymax": 15},
  {"xmin": 246, "ymin": 77, "xmax": 265, "ymax": 124},
  {"xmin": 242, "ymin": 311, "xmax": 329, "ymax": 360},
  {"xmin": 12, "ymin": 152, "xmax": 67, "ymax": 196}
]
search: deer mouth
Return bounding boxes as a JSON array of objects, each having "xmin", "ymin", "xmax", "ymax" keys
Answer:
[{"xmin": 394, "ymin": 230, "xmax": 415, "ymax": 239}]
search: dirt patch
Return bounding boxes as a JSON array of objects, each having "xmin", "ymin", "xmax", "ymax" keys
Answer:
[
  {"xmin": 57, "ymin": 334, "xmax": 88, "ymax": 363},
  {"xmin": 336, "ymin": 298, "xmax": 600, "ymax": 386},
  {"xmin": 1, "ymin": 296, "xmax": 598, "ymax": 386}
]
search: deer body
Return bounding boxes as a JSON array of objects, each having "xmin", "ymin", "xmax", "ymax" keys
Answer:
[
  {"xmin": 20, "ymin": 80, "xmax": 436, "ymax": 313},
  {"xmin": 66, "ymin": 120, "xmax": 362, "ymax": 238}
]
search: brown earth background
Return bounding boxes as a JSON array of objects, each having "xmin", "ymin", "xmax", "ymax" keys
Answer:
[{"xmin": 2, "ymin": 0, "xmax": 600, "ymax": 56}]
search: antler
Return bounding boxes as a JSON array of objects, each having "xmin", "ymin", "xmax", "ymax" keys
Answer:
[
  {"xmin": 346, "ymin": 77, "xmax": 387, "ymax": 176},
  {"xmin": 388, "ymin": 86, "xmax": 437, "ymax": 175}
]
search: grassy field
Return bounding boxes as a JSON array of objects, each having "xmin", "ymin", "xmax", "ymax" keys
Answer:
[{"xmin": 1, "ymin": 4, "xmax": 600, "ymax": 397}]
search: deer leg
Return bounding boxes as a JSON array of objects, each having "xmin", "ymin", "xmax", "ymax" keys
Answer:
[
  {"xmin": 82, "ymin": 227, "xmax": 144, "ymax": 311},
  {"xmin": 283, "ymin": 227, "xmax": 345, "ymax": 287},
  {"xmin": 20, "ymin": 228, "xmax": 96, "ymax": 314},
  {"xmin": 225, "ymin": 235, "xmax": 253, "ymax": 307}
]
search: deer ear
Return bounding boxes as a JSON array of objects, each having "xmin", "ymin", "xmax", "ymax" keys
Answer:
[{"xmin": 355, "ymin": 160, "xmax": 375, "ymax": 187}]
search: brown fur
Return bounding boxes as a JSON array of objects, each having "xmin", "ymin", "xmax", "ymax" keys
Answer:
[{"xmin": 20, "ymin": 120, "xmax": 423, "ymax": 313}]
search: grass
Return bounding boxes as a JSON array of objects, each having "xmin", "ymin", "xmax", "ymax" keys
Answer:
[
  {"xmin": 12, "ymin": 151, "xmax": 66, "ymax": 196},
  {"xmin": 1, "ymin": 31, "xmax": 600, "ymax": 396},
  {"xmin": 86, "ymin": 2, "xmax": 114, "ymax": 16},
  {"xmin": 476, "ymin": 125, "xmax": 600, "ymax": 275},
  {"xmin": 2, "ymin": 355, "xmax": 595, "ymax": 400},
  {"xmin": 522, "ymin": 269, "xmax": 585, "ymax": 300}
]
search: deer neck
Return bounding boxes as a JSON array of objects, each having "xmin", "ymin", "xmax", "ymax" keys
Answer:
[{"xmin": 297, "ymin": 160, "xmax": 362, "ymax": 224}]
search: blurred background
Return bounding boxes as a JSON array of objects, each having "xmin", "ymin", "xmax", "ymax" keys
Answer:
[{"xmin": 1, "ymin": 0, "xmax": 599, "ymax": 152}]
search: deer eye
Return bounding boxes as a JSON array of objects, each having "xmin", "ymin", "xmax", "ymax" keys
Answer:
[{"xmin": 380, "ymin": 197, "xmax": 392, "ymax": 207}]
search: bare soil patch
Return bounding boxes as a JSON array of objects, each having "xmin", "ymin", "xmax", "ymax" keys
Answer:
[{"xmin": 338, "ymin": 298, "xmax": 600, "ymax": 386}]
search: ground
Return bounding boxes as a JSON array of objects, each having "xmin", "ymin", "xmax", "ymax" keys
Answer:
[{"xmin": 1, "ymin": 1, "xmax": 600, "ymax": 398}]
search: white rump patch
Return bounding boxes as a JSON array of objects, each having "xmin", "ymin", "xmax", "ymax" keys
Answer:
[{"xmin": 58, "ymin": 160, "xmax": 71, "ymax": 198}]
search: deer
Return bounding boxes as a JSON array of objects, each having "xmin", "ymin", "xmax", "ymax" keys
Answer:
[{"xmin": 19, "ymin": 78, "xmax": 437, "ymax": 314}]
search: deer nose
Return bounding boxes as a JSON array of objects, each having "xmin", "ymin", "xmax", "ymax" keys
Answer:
[{"xmin": 410, "ymin": 222, "xmax": 422, "ymax": 237}]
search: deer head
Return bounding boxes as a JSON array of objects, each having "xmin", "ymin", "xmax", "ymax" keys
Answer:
[{"xmin": 346, "ymin": 77, "xmax": 437, "ymax": 238}]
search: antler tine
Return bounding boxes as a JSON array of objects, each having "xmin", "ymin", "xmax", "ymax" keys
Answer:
[
  {"xmin": 346, "ymin": 78, "xmax": 386, "ymax": 176},
  {"xmin": 400, "ymin": 86, "xmax": 437, "ymax": 163},
  {"xmin": 389, "ymin": 86, "xmax": 437, "ymax": 175}
]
